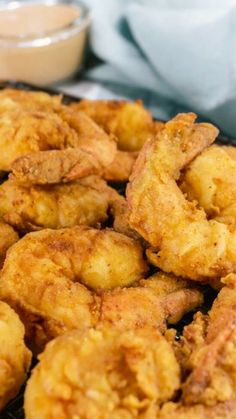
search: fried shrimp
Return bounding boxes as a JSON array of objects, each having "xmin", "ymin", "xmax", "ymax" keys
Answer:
[
  {"xmin": 0, "ymin": 301, "xmax": 31, "ymax": 410},
  {"xmin": 178, "ymin": 274, "xmax": 236, "ymax": 406},
  {"xmin": 100, "ymin": 272, "xmax": 203, "ymax": 332},
  {"xmin": 181, "ymin": 145, "xmax": 236, "ymax": 230},
  {"xmin": 71, "ymin": 99, "xmax": 162, "ymax": 151},
  {"xmin": 0, "ymin": 226, "xmax": 204, "ymax": 353},
  {"xmin": 126, "ymin": 112, "xmax": 236, "ymax": 281},
  {"xmin": 10, "ymin": 110, "xmax": 116, "ymax": 184},
  {"xmin": 11, "ymin": 145, "xmax": 137, "ymax": 185},
  {"xmin": 11, "ymin": 107, "xmax": 116, "ymax": 184},
  {"xmin": 11, "ymin": 148, "xmax": 104, "ymax": 185},
  {"xmin": 24, "ymin": 326, "xmax": 180, "ymax": 419},
  {"xmin": 0, "ymin": 89, "xmax": 116, "ymax": 177},
  {"xmin": 0, "ymin": 109, "xmax": 76, "ymax": 172},
  {"xmin": 0, "ymin": 176, "xmax": 123, "ymax": 232},
  {"xmin": 156, "ymin": 275, "xmax": 236, "ymax": 415},
  {"xmin": 0, "ymin": 227, "xmax": 147, "ymax": 351}
]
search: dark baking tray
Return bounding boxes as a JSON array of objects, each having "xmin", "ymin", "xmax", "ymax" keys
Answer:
[{"xmin": 0, "ymin": 80, "xmax": 233, "ymax": 419}]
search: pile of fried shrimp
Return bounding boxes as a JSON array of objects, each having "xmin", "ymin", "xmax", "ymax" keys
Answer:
[{"xmin": 0, "ymin": 89, "xmax": 236, "ymax": 419}]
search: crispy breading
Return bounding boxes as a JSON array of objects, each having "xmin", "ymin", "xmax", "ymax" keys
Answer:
[
  {"xmin": 9, "ymin": 108, "xmax": 117, "ymax": 183},
  {"xmin": 173, "ymin": 275, "xmax": 236, "ymax": 407},
  {"xmin": 55, "ymin": 106, "xmax": 117, "ymax": 168},
  {"xmin": 159, "ymin": 401, "xmax": 236, "ymax": 419},
  {"xmin": 0, "ymin": 227, "xmax": 147, "ymax": 352},
  {"xmin": 0, "ymin": 301, "xmax": 31, "ymax": 410},
  {"xmin": 0, "ymin": 176, "xmax": 123, "ymax": 232},
  {"xmin": 103, "ymin": 150, "xmax": 138, "ymax": 182},
  {"xmin": 0, "ymin": 226, "xmax": 204, "ymax": 354},
  {"xmin": 222, "ymin": 145, "xmax": 236, "ymax": 161},
  {"xmin": 0, "ymin": 222, "xmax": 18, "ymax": 267},
  {"xmin": 24, "ymin": 326, "xmax": 180, "ymax": 419},
  {"xmin": 11, "ymin": 145, "xmax": 136, "ymax": 185},
  {"xmin": 72, "ymin": 99, "xmax": 162, "ymax": 151},
  {"xmin": 181, "ymin": 145, "xmax": 236, "ymax": 230},
  {"xmin": 11, "ymin": 148, "xmax": 103, "ymax": 185},
  {"xmin": 0, "ymin": 109, "xmax": 76, "ymax": 171},
  {"xmin": 0, "ymin": 88, "xmax": 62, "ymax": 112},
  {"xmin": 100, "ymin": 272, "xmax": 203, "ymax": 332},
  {"xmin": 126, "ymin": 113, "xmax": 236, "ymax": 281},
  {"xmin": 0, "ymin": 89, "xmax": 116, "ymax": 178}
]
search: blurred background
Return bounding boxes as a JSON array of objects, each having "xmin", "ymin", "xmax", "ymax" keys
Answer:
[
  {"xmin": 57, "ymin": 0, "xmax": 236, "ymax": 139},
  {"xmin": 1, "ymin": 0, "xmax": 236, "ymax": 137}
]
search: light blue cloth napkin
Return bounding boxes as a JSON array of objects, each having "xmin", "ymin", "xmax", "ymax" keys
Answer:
[{"xmin": 80, "ymin": 0, "xmax": 236, "ymax": 138}]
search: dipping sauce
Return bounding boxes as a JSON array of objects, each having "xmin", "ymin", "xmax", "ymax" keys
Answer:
[
  {"xmin": 0, "ymin": 4, "xmax": 80, "ymax": 37},
  {"xmin": 0, "ymin": 1, "xmax": 90, "ymax": 85}
]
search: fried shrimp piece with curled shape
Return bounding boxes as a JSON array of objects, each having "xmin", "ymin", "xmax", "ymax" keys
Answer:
[
  {"xmin": 0, "ymin": 176, "xmax": 123, "ymax": 232},
  {"xmin": 10, "ymin": 108, "xmax": 116, "ymax": 185},
  {"xmin": 0, "ymin": 222, "xmax": 18, "ymax": 267},
  {"xmin": 55, "ymin": 106, "xmax": 117, "ymax": 167},
  {"xmin": 0, "ymin": 301, "xmax": 31, "ymax": 410},
  {"xmin": 172, "ymin": 274, "xmax": 236, "ymax": 407},
  {"xmin": 11, "ymin": 148, "xmax": 103, "ymax": 185},
  {"xmin": 0, "ymin": 90, "xmax": 116, "ymax": 176},
  {"xmin": 0, "ymin": 227, "xmax": 203, "ymax": 354},
  {"xmin": 1, "ymin": 90, "xmax": 137, "ymax": 182},
  {"xmin": 100, "ymin": 272, "xmax": 203, "ymax": 332},
  {"xmin": 181, "ymin": 145, "xmax": 236, "ymax": 230},
  {"xmin": 0, "ymin": 227, "xmax": 147, "ymax": 352},
  {"xmin": 0, "ymin": 109, "xmax": 77, "ymax": 172},
  {"xmin": 24, "ymin": 326, "xmax": 180, "ymax": 419},
  {"xmin": 126, "ymin": 112, "xmax": 236, "ymax": 281},
  {"xmin": 71, "ymin": 99, "xmax": 163, "ymax": 151}
]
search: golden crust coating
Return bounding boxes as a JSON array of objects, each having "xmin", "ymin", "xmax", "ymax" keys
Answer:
[
  {"xmin": 24, "ymin": 326, "xmax": 180, "ymax": 419},
  {"xmin": 10, "ymin": 110, "xmax": 116, "ymax": 183},
  {"xmin": 1, "ymin": 91, "xmax": 234, "ymax": 413},
  {"xmin": 172, "ymin": 275, "xmax": 236, "ymax": 407},
  {"xmin": 0, "ymin": 222, "xmax": 18, "ymax": 267},
  {"xmin": 0, "ymin": 176, "xmax": 123, "ymax": 232},
  {"xmin": 0, "ymin": 88, "xmax": 62, "ymax": 111},
  {"xmin": 103, "ymin": 150, "xmax": 138, "ymax": 182},
  {"xmin": 126, "ymin": 112, "xmax": 236, "ymax": 281},
  {"xmin": 222, "ymin": 145, "xmax": 236, "ymax": 161},
  {"xmin": 11, "ymin": 145, "xmax": 137, "ymax": 185},
  {"xmin": 72, "ymin": 99, "xmax": 162, "ymax": 151},
  {"xmin": 11, "ymin": 148, "xmax": 102, "ymax": 185},
  {"xmin": 100, "ymin": 272, "xmax": 203, "ymax": 332},
  {"xmin": 0, "ymin": 301, "xmax": 31, "ymax": 410},
  {"xmin": 0, "ymin": 89, "xmax": 116, "ymax": 178},
  {"xmin": 181, "ymin": 145, "xmax": 236, "ymax": 230},
  {"xmin": 0, "ymin": 227, "xmax": 147, "ymax": 352},
  {"xmin": 54, "ymin": 106, "xmax": 117, "ymax": 168},
  {"xmin": 0, "ymin": 226, "xmax": 203, "ymax": 354},
  {"xmin": 109, "ymin": 189, "xmax": 141, "ymax": 240},
  {"xmin": 0, "ymin": 109, "xmax": 76, "ymax": 172},
  {"xmin": 159, "ymin": 400, "xmax": 236, "ymax": 419}
]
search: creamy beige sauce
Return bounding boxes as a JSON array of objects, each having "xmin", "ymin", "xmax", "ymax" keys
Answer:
[
  {"xmin": 0, "ymin": 4, "xmax": 80, "ymax": 37},
  {"xmin": 0, "ymin": 3, "xmax": 88, "ymax": 85}
]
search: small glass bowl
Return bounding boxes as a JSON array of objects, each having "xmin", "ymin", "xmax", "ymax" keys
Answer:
[{"xmin": 0, "ymin": 0, "xmax": 90, "ymax": 85}]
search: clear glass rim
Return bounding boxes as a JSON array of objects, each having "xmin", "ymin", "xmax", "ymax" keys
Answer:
[{"xmin": 0, "ymin": 0, "xmax": 90, "ymax": 48}]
